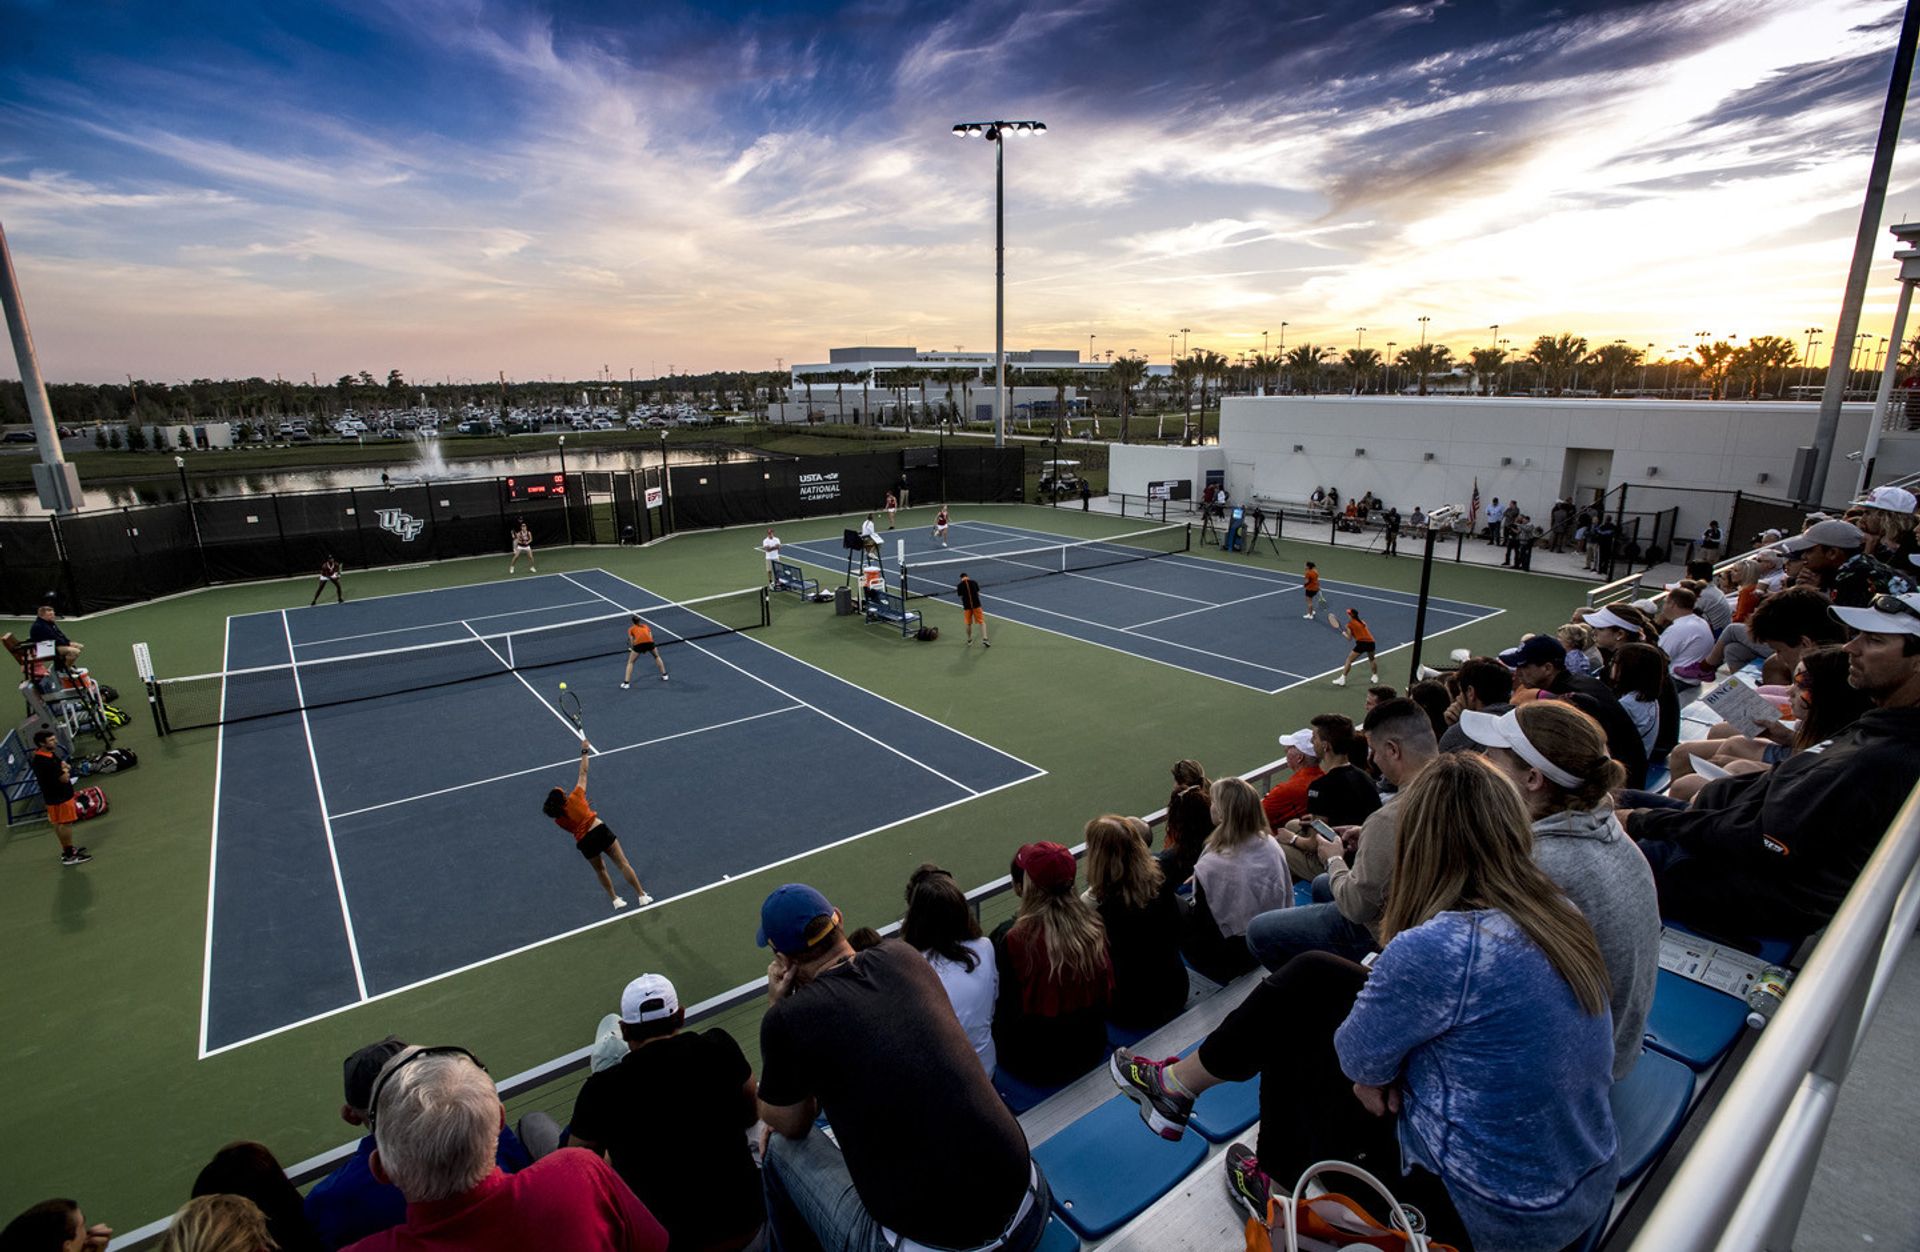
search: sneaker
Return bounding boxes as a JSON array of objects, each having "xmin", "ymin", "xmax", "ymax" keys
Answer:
[
  {"xmin": 1302, "ymin": 612, "xmax": 1314, "ymax": 619},
  {"xmin": 635, "ymin": 892, "xmax": 654, "ymax": 906},
  {"xmin": 982, "ymin": 640, "xmax": 991, "ymax": 648},
  {"xmin": 1331, "ymin": 675, "xmax": 1347, "ymax": 687},
  {"xmin": 611, "ymin": 896, "xmax": 629, "ymax": 910},
  {"xmin": 61, "ymin": 848, "xmax": 92, "ymax": 866},
  {"xmin": 1109, "ymin": 1050, "xmax": 1193, "ymax": 1141},
  {"xmin": 661, "ymin": 673, "xmax": 669, "ymax": 682},
  {"xmin": 620, "ymin": 682, "xmax": 630, "ymax": 690},
  {"xmin": 1224, "ymin": 1144, "xmax": 1273, "ymax": 1219},
  {"xmin": 967, "ymin": 637, "xmax": 974, "ymax": 646}
]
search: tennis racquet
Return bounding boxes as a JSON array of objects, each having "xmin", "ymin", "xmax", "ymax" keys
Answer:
[
  {"xmin": 559, "ymin": 688, "xmax": 584, "ymax": 731},
  {"xmin": 1325, "ymin": 609, "xmax": 1344, "ymax": 633}
]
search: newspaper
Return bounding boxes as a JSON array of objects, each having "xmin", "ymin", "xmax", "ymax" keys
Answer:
[
  {"xmin": 1657, "ymin": 926, "xmax": 1772, "ymax": 997},
  {"xmin": 1698, "ymin": 677, "xmax": 1783, "ymax": 737}
]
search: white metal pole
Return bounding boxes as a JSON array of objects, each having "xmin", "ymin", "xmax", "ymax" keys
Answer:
[
  {"xmin": 0, "ymin": 221, "xmax": 81, "ymax": 511},
  {"xmin": 1858, "ymin": 275, "xmax": 1914, "ymax": 499},
  {"xmin": 994, "ymin": 133, "xmax": 1006, "ymax": 450}
]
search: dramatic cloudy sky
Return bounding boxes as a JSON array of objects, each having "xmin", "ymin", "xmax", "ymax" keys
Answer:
[{"xmin": 0, "ymin": 0, "xmax": 1915, "ymax": 380}]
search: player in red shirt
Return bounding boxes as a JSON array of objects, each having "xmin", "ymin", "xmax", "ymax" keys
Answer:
[
  {"xmin": 543, "ymin": 742, "xmax": 650, "ymax": 910},
  {"xmin": 1332, "ymin": 607, "xmax": 1380, "ymax": 688},
  {"xmin": 620, "ymin": 616, "xmax": 668, "ymax": 688}
]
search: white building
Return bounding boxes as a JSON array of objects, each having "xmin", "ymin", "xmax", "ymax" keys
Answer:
[
  {"xmin": 772, "ymin": 345, "xmax": 1156, "ymax": 425},
  {"xmin": 1109, "ymin": 395, "xmax": 1918, "ymax": 547}
]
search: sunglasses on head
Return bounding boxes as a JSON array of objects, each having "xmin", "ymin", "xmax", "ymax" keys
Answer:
[
  {"xmin": 365, "ymin": 1045, "xmax": 486, "ymax": 1135},
  {"xmin": 1870, "ymin": 594, "xmax": 1920, "ymax": 621}
]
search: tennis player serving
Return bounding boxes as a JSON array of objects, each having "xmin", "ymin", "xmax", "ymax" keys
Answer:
[
  {"xmin": 543, "ymin": 741, "xmax": 650, "ymax": 910},
  {"xmin": 621, "ymin": 614, "xmax": 668, "ymax": 688}
]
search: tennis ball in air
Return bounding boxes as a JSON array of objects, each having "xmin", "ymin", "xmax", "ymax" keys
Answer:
[{"xmin": 559, "ymin": 682, "xmax": 568, "ymax": 690}]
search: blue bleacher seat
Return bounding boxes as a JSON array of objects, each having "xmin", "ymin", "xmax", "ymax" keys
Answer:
[
  {"xmin": 1106, "ymin": 1020, "xmax": 1153, "ymax": 1052},
  {"xmin": 993, "ymin": 1066, "xmax": 1072, "ymax": 1114},
  {"xmin": 1036, "ymin": 1214, "xmax": 1081, "ymax": 1252},
  {"xmin": 1610, "ymin": 1048, "xmax": 1695, "ymax": 1182},
  {"xmin": 1169, "ymin": 1042, "xmax": 1262, "ymax": 1143},
  {"xmin": 1643, "ymin": 969, "xmax": 1749, "ymax": 1069},
  {"xmin": 1292, "ymin": 879, "xmax": 1315, "ymax": 908},
  {"xmin": 1033, "ymin": 1094, "xmax": 1209, "ymax": 1239}
]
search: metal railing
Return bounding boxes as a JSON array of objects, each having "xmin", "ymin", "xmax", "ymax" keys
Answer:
[
  {"xmin": 1629, "ymin": 777, "xmax": 1920, "ymax": 1251},
  {"xmin": 106, "ymin": 755, "xmax": 1291, "ymax": 1250}
]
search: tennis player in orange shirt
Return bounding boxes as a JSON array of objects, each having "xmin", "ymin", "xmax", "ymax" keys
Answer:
[
  {"xmin": 543, "ymin": 741, "xmax": 651, "ymax": 910},
  {"xmin": 620, "ymin": 614, "xmax": 669, "ymax": 688},
  {"xmin": 1301, "ymin": 562, "xmax": 1326, "ymax": 619},
  {"xmin": 1331, "ymin": 607, "xmax": 1380, "ymax": 687}
]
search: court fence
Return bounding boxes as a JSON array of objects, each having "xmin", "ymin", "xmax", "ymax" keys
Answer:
[{"xmin": 0, "ymin": 447, "xmax": 1025, "ymax": 616}]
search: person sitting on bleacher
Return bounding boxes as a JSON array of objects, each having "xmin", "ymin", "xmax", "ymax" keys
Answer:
[
  {"xmin": 1083, "ymin": 815, "xmax": 1188, "ymax": 1033},
  {"xmin": 1113, "ymin": 753, "xmax": 1619, "ymax": 1252},
  {"xmin": 1604, "ymin": 642, "xmax": 1670, "ymax": 761},
  {"xmin": 1437, "ymin": 657, "xmax": 1514, "ymax": 755},
  {"xmin": 568, "ymin": 975, "xmax": 765, "ymax": 1252},
  {"xmin": 756, "ymin": 884, "xmax": 1052, "ymax": 1252},
  {"xmin": 1664, "ymin": 647, "xmax": 1871, "ymax": 803},
  {"xmin": 1258, "ymin": 729, "xmax": 1322, "ymax": 831},
  {"xmin": 1180, "ymin": 778, "xmax": 1292, "ymax": 984},
  {"xmin": 344, "ymin": 1046, "xmax": 664, "ymax": 1252},
  {"xmin": 1657, "ymin": 586, "xmax": 1716, "ymax": 693},
  {"xmin": 1157, "ymin": 759, "xmax": 1211, "ymax": 886},
  {"xmin": 991, "ymin": 842, "xmax": 1114, "ymax": 1084},
  {"xmin": 1502, "ymin": 634, "xmax": 1650, "ymax": 789},
  {"xmin": 1685, "ymin": 559, "xmax": 1734, "ymax": 635},
  {"xmin": 1276, "ymin": 714, "xmax": 1381, "ymax": 881},
  {"xmin": 1622, "ymin": 593, "xmax": 1920, "ymax": 941},
  {"xmin": 28, "ymin": 604, "xmax": 82, "ymax": 671},
  {"xmin": 1707, "ymin": 584, "xmax": 1848, "ymax": 688},
  {"xmin": 902, "ymin": 863, "xmax": 999, "ymax": 1075},
  {"xmin": 304, "ymin": 1038, "xmax": 531, "ymax": 1251},
  {"xmin": 1456, "ymin": 702, "xmax": 1661, "ymax": 1081},
  {"xmin": 1254, "ymin": 700, "xmax": 1438, "ymax": 969}
]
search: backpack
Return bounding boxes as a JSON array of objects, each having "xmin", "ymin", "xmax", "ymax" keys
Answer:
[
  {"xmin": 73, "ymin": 786, "xmax": 108, "ymax": 821},
  {"xmin": 108, "ymin": 747, "xmax": 138, "ymax": 770},
  {"xmin": 80, "ymin": 753, "xmax": 117, "ymax": 776},
  {"xmin": 101, "ymin": 703, "xmax": 132, "ymax": 728},
  {"xmin": 98, "ymin": 683, "xmax": 120, "ymax": 703},
  {"xmin": 915, "ymin": 625, "xmax": 940, "ymax": 642}
]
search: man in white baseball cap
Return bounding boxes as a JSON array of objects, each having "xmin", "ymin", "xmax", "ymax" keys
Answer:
[
  {"xmin": 1852, "ymin": 485, "xmax": 1917, "ymax": 514},
  {"xmin": 1261, "ymin": 727, "xmax": 1324, "ymax": 842}
]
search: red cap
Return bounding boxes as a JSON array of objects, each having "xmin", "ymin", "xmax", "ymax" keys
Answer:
[{"xmin": 1015, "ymin": 841, "xmax": 1077, "ymax": 891}]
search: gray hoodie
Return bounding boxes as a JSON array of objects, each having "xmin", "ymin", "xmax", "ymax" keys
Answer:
[{"xmin": 1531, "ymin": 805, "xmax": 1661, "ymax": 1081}]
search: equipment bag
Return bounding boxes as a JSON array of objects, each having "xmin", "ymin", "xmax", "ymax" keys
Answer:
[
  {"xmin": 73, "ymin": 786, "xmax": 108, "ymax": 821},
  {"xmin": 81, "ymin": 754, "xmax": 118, "ymax": 776},
  {"xmin": 916, "ymin": 626, "xmax": 940, "ymax": 642},
  {"xmin": 98, "ymin": 684, "xmax": 120, "ymax": 703},
  {"xmin": 107, "ymin": 747, "xmax": 138, "ymax": 770},
  {"xmin": 101, "ymin": 704, "xmax": 132, "ymax": 728}
]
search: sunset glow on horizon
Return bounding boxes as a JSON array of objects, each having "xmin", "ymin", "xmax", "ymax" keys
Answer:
[{"xmin": 3, "ymin": 0, "xmax": 1918, "ymax": 382}]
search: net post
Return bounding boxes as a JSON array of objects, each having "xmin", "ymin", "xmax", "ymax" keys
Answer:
[{"xmin": 132, "ymin": 641, "xmax": 168, "ymax": 736}]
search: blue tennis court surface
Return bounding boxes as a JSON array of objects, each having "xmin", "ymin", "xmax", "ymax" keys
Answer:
[
  {"xmin": 200, "ymin": 569, "xmax": 1042, "ymax": 1055},
  {"xmin": 781, "ymin": 516, "xmax": 1501, "ymax": 693}
]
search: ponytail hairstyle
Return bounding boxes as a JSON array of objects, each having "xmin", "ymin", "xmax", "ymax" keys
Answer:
[
  {"xmin": 542, "ymin": 788, "xmax": 568, "ymax": 818},
  {"xmin": 1510, "ymin": 701, "xmax": 1625, "ymax": 812}
]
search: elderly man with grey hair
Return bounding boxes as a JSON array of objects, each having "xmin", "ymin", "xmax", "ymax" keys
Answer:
[{"xmin": 344, "ymin": 1045, "xmax": 666, "ymax": 1252}]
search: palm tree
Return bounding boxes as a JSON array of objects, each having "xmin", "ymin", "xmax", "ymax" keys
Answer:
[
  {"xmin": 1190, "ymin": 350, "xmax": 1229, "ymax": 443},
  {"xmin": 1341, "ymin": 347, "xmax": 1382, "ymax": 395},
  {"xmin": 1694, "ymin": 341, "xmax": 1737, "ymax": 400},
  {"xmin": 801, "ymin": 372, "xmax": 816, "ymax": 422},
  {"xmin": 1582, "ymin": 342, "xmax": 1643, "ymax": 398},
  {"xmin": 1393, "ymin": 343, "xmax": 1453, "ymax": 396},
  {"xmin": 1735, "ymin": 335, "xmax": 1799, "ymax": 398},
  {"xmin": 1467, "ymin": 347, "xmax": 1508, "ymax": 396},
  {"xmin": 1108, "ymin": 355, "xmax": 1148, "ymax": 444},
  {"xmin": 1285, "ymin": 344, "xmax": 1330, "ymax": 394},
  {"xmin": 1249, "ymin": 353, "xmax": 1282, "ymax": 396},
  {"xmin": 1527, "ymin": 333, "xmax": 1589, "ymax": 396},
  {"xmin": 1169, "ymin": 357, "xmax": 1200, "ymax": 442}
]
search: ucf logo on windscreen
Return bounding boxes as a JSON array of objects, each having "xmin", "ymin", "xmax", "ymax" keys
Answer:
[{"xmin": 376, "ymin": 508, "xmax": 426, "ymax": 542}]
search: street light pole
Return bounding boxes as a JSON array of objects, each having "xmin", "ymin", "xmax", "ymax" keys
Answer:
[
  {"xmin": 1181, "ymin": 328, "xmax": 1190, "ymax": 358},
  {"xmin": 1417, "ymin": 315, "xmax": 1430, "ymax": 350},
  {"xmin": 953, "ymin": 120, "xmax": 1047, "ymax": 449}
]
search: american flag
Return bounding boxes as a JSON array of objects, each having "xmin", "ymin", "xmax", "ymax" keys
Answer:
[{"xmin": 1469, "ymin": 478, "xmax": 1481, "ymax": 531}]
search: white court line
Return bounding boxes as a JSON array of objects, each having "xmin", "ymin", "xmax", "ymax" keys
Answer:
[
  {"xmin": 196, "ymin": 615, "xmax": 234, "ymax": 1058},
  {"xmin": 990, "ymin": 593, "xmax": 1311, "ymax": 680},
  {"xmin": 199, "ymin": 768, "xmax": 1042, "ymax": 1058},
  {"xmin": 559, "ymin": 573, "xmax": 982, "ymax": 796},
  {"xmin": 296, "ymin": 596, "xmax": 607, "ymax": 650},
  {"xmin": 279, "ymin": 610, "xmax": 371, "ymax": 1005},
  {"xmin": 328, "ymin": 704, "xmax": 808, "ymax": 821},
  {"xmin": 1125, "ymin": 586, "xmax": 1295, "ymax": 630},
  {"xmin": 458, "ymin": 621, "xmax": 591, "ymax": 744}
]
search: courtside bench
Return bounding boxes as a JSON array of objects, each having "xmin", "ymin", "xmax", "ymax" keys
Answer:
[
  {"xmin": 2, "ymin": 726, "xmax": 45, "ymax": 826},
  {"xmin": 772, "ymin": 561, "xmax": 819, "ymax": 598},
  {"xmin": 862, "ymin": 589, "xmax": 922, "ymax": 637}
]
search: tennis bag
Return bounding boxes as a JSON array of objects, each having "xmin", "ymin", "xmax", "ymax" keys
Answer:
[
  {"xmin": 916, "ymin": 625, "xmax": 940, "ymax": 642},
  {"xmin": 73, "ymin": 786, "xmax": 108, "ymax": 821},
  {"xmin": 101, "ymin": 703, "xmax": 132, "ymax": 728}
]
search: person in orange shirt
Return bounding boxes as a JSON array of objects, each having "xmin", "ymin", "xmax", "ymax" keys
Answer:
[
  {"xmin": 1260, "ymin": 728, "xmax": 1323, "ymax": 831},
  {"xmin": 1301, "ymin": 562, "xmax": 1325, "ymax": 619},
  {"xmin": 543, "ymin": 740, "xmax": 651, "ymax": 910},
  {"xmin": 1332, "ymin": 607, "xmax": 1380, "ymax": 687},
  {"xmin": 621, "ymin": 614, "xmax": 669, "ymax": 688}
]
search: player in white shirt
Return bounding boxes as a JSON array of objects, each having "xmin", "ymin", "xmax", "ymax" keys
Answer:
[
  {"xmin": 761, "ymin": 527, "xmax": 782, "ymax": 583},
  {"xmin": 934, "ymin": 506, "xmax": 950, "ymax": 547}
]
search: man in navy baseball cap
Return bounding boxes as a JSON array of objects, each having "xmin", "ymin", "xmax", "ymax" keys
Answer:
[{"xmin": 756, "ymin": 883, "xmax": 843, "ymax": 956}]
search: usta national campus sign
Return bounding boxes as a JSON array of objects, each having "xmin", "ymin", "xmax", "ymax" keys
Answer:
[{"xmin": 798, "ymin": 471, "xmax": 841, "ymax": 503}]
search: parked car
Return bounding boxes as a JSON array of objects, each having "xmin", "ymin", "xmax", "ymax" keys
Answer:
[
  {"xmin": 456, "ymin": 420, "xmax": 490, "ymax": 435},
  {"xmin": 2, "ymin": 429, "xmax": 35, "ymax": 443},
  {"xmin": 590, "ymin": 418, "xmax": 615, "ymax": 431}
]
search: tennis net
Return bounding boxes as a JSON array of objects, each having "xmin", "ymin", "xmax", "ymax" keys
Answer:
[
  {"xmin": 900, "ymin": 523, "xmax": 1190, "ymax": 600},
  {"xmin": 144, "ymin": 585, "xmax": 771, "ymax": 733}
]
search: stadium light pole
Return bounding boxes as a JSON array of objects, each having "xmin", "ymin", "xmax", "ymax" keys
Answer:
[{"xmin": 953, "ymin": 119, "xmax": 1047, "ymax": 449}]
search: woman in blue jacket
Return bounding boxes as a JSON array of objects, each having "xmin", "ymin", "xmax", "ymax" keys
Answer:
[{"xmin": 1112, "ymin": 753, "xmax": 1618, "ymax": 1251}]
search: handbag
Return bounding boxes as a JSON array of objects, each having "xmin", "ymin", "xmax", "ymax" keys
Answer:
[{"xmin": 1244, "ymin": 1160, "xmax": 1460, "ymax": 1252}]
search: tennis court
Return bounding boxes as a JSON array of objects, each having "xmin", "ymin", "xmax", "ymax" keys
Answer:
[
  {"xmin": 177, "ymin": 569, "xmax": 1043, "ymax": 1055},
  {"xmin": 780, "ymin": 516, "xmax": 1501, "ymax": 692}
]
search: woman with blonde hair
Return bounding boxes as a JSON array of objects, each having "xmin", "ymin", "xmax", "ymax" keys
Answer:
[
  {"xmin": 1113, "ymin": 753, "xmax": 1618, "ymax": 1252},
  {"xmin": 1084, "ymin": 815, "xmax": 1188, "ymax": 1030},
  {"xmin": 159, "ymin": 1196, "xmax": 277, "ymax": 1252},
  {"xmin": 1456, "ymin": 701, "xmax": 1661, "ymax": 1080},
  {"xmin": 991, "ymin": 841, "xmax": 1113, "ymax": 1083},
  {"xmin": 1180, "ymin": 777, "xmax": 1291, "ymax": 983}
]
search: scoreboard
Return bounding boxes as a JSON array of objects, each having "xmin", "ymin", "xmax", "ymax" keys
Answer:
[{"xmin": 504, "ymin": 473, "xmax": 567, "ymax": 500}]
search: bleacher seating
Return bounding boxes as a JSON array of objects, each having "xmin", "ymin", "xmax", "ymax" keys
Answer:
[
  {"xmin": 1033, "ymin": 1095, "xmax": 1210, "ymax": 1239},
  {"xmin": 861, "ymin": 588, "xmax": 922, "ymax": 637},
  {"xmin": 1643, "ymin": 969, "xmax": 1749, "ymax": 1070},
  {"xmin": 1610, "ymin": 1048, "xmax": 1695, "ymax": 1184},
  {"xmin": 771, "ymin": 560, "xmax": 818, "ymax": 598}
]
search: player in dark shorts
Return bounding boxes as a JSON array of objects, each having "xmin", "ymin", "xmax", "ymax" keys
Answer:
[
  {"xmin": 1301, "ymin": 562, "xmax": 1325, "ymax": 619},
  {"xmin": 621, "ymin": 615, "xmax": 668, "ymax": 688},
  {"xmin": 544, "ymin": 741, "xmax": 650, "ymax": 910},
  {"xmin": 956, "ymin": 571, "xmax": 990, "ymax": 647},
  {"xmin": 30, "ymin": 729, "xmax": 89, "ymax": 866},
  {"xmin": 311, "ymin": 554, "xmax": 345, "ymax": 605},
  {"xmin": 1332, "ymin": 607, "xmax": 1379, "ymax": 687}
]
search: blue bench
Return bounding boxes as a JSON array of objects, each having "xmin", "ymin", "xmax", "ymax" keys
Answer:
[
  {"xmin": 1643, "ymin": 969, "xmax": 1749, "ymax": 1069},
  {"xmin": 1, "ymin": 728, "xmax": 45, "ymax": 826},
  {"xmin": 771, "ymin": 560, "xmax": 818, "ymax": 597},
  {"xmin": 863, "ymin": 588, "xmax": 923, "ymax": 637},
  {"xmin": 1611, "ymin": 1047, "xmax": 1695, "ymax": 1183},
  {"xmin": 993, "ymin": 1065, "xmax": 1073, "ymax": 1114},
  {"xmin": 1033, "ymin": 1094, "xmax": 1209, "ymax": 1239},
  {"xmin": 1036, "ymin": 1215, "xmax": 1081, "ymax": 1252}
]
